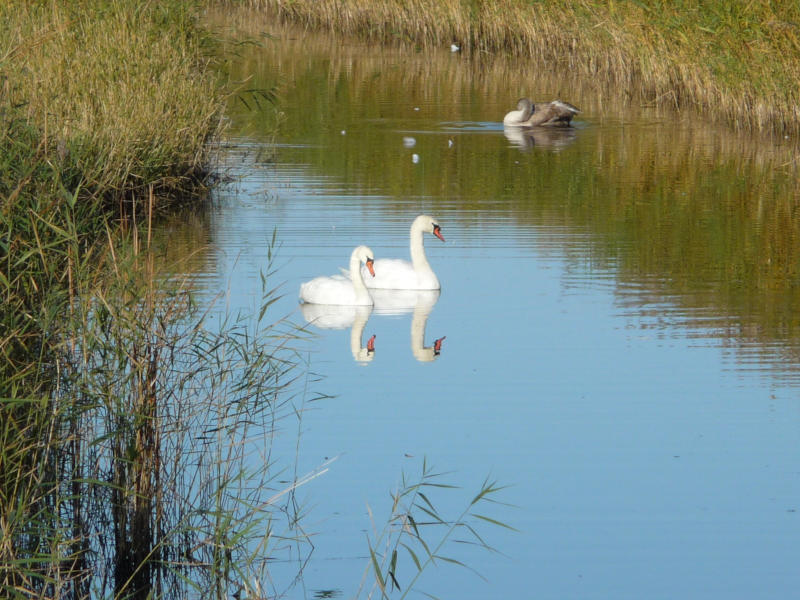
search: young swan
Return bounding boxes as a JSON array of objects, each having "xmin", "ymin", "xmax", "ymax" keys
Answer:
[
  {"xmin": 362, "ymin": 215, "xmax": 445, "ymax": 290},
  {"xmin": 300, "ymin": 245, "xmax": 376, "ymax": 305},
  {"xmin": 504, "ymin": 98, "xmax": 580, "ymax": 127}
]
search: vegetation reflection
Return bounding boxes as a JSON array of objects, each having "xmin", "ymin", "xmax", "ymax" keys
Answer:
[{"xmin": 223, "ymin": 19, "xmax": 800, "ymax": 373}]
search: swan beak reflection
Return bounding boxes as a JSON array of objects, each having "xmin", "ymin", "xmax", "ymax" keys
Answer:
[
  {"xmin": 367, "ymin": 334, "xmax": 376, "ymax": 352},
  {"xmin": 366, "ymin": 257, "xmax": 376, "ymax": 277},
  {"xmin": 433, "ymin": 224, "xmax": 445, "ymax": 242},
  {"xmin": 433, "ymin": 336, "xmax": 446, "ymax": 355}
]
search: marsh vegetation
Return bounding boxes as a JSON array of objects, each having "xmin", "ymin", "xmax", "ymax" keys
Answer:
[
  {"xmin": 4, "ymin": 0, "xmax": 798, "ymax": 597},
  {"xmin": 1, "ymin": 2, "xmax": 508, "ymax": 597},
  {"xmin": 243, "ymin": 0, "xmax": 800, "ymax": 139}
]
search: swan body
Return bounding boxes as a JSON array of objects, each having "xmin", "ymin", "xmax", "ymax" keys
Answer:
[
  {"xmin": 299, "ymin": 245, "xmax": 376, "ymax": 306},
  {"xmin": 503, "ymin": 98, "xmax": 580, "ymax": 127},
  {"xmin": 361, "ymin": 215, "xmax": 444, "ymax": 290}
]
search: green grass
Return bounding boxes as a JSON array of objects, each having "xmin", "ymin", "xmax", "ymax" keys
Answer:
[
  {"xmin": 242, "ymin": 0, "xmax": 800, "ymax": 139},
  {"xmin": 0, "ymin": 2, "xmax": 259, "ymax": 596}
]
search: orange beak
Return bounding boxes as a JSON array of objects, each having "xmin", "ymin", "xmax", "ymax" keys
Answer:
[
  {"xmin": 367, "ymin": 334, "xmax": 376, "ymax": 352},
  {"xmin": 366, "ymin": 258, "xmax": 375, "ymax": 277},
  {"xmin": 433, "ymin": 225, "xmax": 445, "ymax": 242},
  {"xmin": 433, "ymin": 336, "xmax": 446, "ymax": 354}
]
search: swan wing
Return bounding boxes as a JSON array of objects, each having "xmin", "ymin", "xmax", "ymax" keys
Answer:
[{"xmin": 299, "ymin": 274, "xmax": 360, "ymax": 305}]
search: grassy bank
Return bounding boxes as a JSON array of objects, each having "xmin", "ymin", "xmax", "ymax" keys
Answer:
[
  {"xmin": 0, "ymin": 3, "xmax": 508, "ymax": 596},
  {"xmin": 243, "ymin": 0, "xmax": 800, "ymax": 140},
  {"xmin": 1, "ymin": 2, "xmax": 240, "ymax": 596},
  {"xmin": 0, "ymin": 0, "xmax": 225, "ymax": 206}
]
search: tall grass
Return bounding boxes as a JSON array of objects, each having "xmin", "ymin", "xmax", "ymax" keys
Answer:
[
  {"xmin": 242, "ymin": 0, "xmax": 800, "ymax": 139},
  {"xmin": 1, "ymin": 181, "xmax": 315, "ymax": 596},
  {"xmin": 0, "ymin": 2, "xmax": 298, "ymax": 596},
  {"xmin": 0, "ymin": 0, "xmax": 225, "ymax": 205},
  {"xmin": 359, "ymin": 459, "xmax": 512, "ymax": 600}
]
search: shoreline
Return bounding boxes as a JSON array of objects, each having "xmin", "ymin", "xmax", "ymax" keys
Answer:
[{"xmin": 241, "ymin": 0, "xmax": 800, "ymax": 143}]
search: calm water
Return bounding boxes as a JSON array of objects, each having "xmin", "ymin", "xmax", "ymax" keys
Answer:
[{"xmin": 172, "ymin": 17, "xmax": 800, "ymax": 599}]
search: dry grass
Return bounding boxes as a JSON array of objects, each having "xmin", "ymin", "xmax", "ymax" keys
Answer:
[
  {"xmin": 242, "ymin": 0, "xmax": 800, "ymax": 139},
  {"xmin": 0, "ymin": 0, "xmax": 226, "ymax": 203}
]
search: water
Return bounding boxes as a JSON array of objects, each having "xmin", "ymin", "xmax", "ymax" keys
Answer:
[{"xmin": 170, "ymin": 16, "xmax": 800, "ymax": 599}]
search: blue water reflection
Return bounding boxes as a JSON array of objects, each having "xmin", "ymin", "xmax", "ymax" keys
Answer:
[
  {"xmin": 188, "ymin": 27, "xmax": 800, "ymax": 598},
  {"xmin": 200, "ymin": 150, "xmax": 799, "ymax": 598},
  {"xmin": 300, "ymin": 303, "xmax": 376, "ymax": 364}
]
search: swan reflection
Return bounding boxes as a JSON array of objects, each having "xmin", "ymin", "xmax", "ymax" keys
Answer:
[
  {"xmin": 503, "ymin": 125, "xmax": 577, "ymax": 151},
  {"xmin": 371, "ymin": 290, "xmax": 446, "ymax": 362},
  {"xmin": 300, "ymin": 304, "xmax": 376, "ymax": 364}
]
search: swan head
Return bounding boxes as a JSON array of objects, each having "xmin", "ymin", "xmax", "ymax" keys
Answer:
[
  {"xmin": 516, "ymin": 98, "xmax": 534, "ymax": 120},
  {"xmin": 414, "ymin": 215, "xmax": 445, "ymax": 242},
  {"xmin": 503, "ymin": 98, "xmax": 534, "ymax": 125},
  {"xmin": 353, "ymin": 245, "xmax": 376, "ymax": 277}
]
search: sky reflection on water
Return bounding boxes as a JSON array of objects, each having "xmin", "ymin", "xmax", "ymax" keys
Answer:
[
  {"xmin": 177, "ymin": 20, "xmax": 800, "ymax": 599},
  {"xmin": 198, "ymin": 155, "xmax": 799, "ymax": 599}
]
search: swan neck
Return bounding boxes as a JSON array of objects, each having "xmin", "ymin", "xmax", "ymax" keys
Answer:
[
  {"xmin": 349, "ymin": 252, "xmax": 370, "ymax": 302},
  {"xmin": 409, "ymin": 223, "xmax": 433, "ymax": 273}
]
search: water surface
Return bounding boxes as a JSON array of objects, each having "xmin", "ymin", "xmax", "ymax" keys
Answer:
[{"xmin": 171, "ymin": 16, "xmax": 800, "ymax": 599}]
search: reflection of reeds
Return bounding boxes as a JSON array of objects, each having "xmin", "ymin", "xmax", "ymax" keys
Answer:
[
  {"xmin": 242, "ymin": 0, "xmax": 800, "ymax": 139},
  {"xmin": 221, "ymin": 14, "xmax": 800, "ymax": 170},
  {"xmin": 220, "ymin": 18, "xmax": 800, "ymax": 372}
]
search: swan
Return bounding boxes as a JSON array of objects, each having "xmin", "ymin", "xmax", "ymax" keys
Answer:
[
  {"xmin": 361, "ymin": 215, "xmax": 444, "ymax": 290},
  {"xmin": 299, "ymin": 245, "xmax": 376, "ymax": 306},
  {"xmin": 503, "ymin": 98, "xmax": 580, "ymax": 127}
]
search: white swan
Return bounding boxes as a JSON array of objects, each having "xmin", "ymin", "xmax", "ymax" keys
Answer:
[
  {"xmin": 299, "ymin": 245, "xmax": 376, "ymax": 306},
  {"xmin": 362, "ymin": 215, "xmax": 444, "ymax": 290}
]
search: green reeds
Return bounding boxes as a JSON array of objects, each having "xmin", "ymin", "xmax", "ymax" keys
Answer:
[
  {"xmin": 242, "ymin": 0, "xmax": 800, "ymax": 139},
  {"xmin": 360, "ymin": 459, "xmax": 513, "ymax": 600},
  {"xmin": 0, "ymin": 1, "xmax": 304, "ymax": 588},
  {"xmin": 1, "ymin": 187, "xmax": 314, "ymax": 597}
]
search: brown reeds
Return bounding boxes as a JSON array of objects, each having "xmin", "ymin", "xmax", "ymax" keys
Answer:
[
  {"xmin": 1, "ymin": 2, "xmax": 301, "ymax": 596},
  {"xmin": 242, "ymin": 0, "xmax": 800, "ymax": 140},
  {"xmin": 0, "ymin": 0, "xmax": 226, "ymax": 206}
]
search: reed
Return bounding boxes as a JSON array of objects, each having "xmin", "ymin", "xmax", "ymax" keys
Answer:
[
  {"xmin": 0, "ymin": 0, "xmax": 226, "ymax": 206},
  {"xmin": 0, "ymin": 4, "xmax": 304, "ymax": 593},
  {"xmin": 0, "ymin": 183, "xmax": 314, "ymax": 597},
  {"xmin": 241, "ymin": 0, "xmax": 800, "ymax": 139},
  {"xmin": 359, "ymin": 459, "xmax": 512, "ymax": 600}
]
